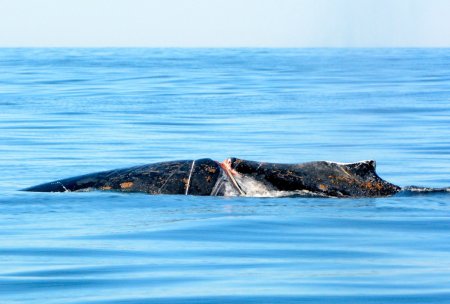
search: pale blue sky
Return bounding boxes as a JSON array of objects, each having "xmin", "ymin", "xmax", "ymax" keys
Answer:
[{"xmin": 0, "ymin": 0, "xmax": 449, "ymax": 47}]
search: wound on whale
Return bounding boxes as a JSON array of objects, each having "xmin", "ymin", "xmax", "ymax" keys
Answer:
[{"xmin": 24, "ymin": 158, "xmax": 403, "ymax": 198}]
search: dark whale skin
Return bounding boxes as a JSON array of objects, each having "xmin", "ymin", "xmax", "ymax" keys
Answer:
[
  {"xmin": 229, "ymin": 158, "xmax": 401, "ymax": 198},
  {"xmin": 24, "ymin": 158, "xmax": 221, "ymax": 196},
  {"xmin": 24, "ymin": 158, "xmax": 401, "ymax": 198}
]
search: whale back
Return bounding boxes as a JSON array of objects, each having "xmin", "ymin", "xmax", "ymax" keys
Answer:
[
  {"xmin": 24, "ymin": 158, "xmax": 402, "ymax": 197},
  {"xmin": 230, "ymin": 158, "xmax": 400, "ymax": 197},
  {"xmin": 24, "ymin": 158, "xmax": 221, "ymax": 196}
]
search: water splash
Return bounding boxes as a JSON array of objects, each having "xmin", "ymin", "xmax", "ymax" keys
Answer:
[
  {"xmin": 402, "ymin": 186, "xmax": 450, "ymax": 193},
  {"xmin": 230, "ymin": 175, "xmax": 327, "ymax": 198}
]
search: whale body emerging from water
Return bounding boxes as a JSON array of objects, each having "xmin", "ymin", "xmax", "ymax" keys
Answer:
[{"xmin": 24, "ymin": 158, "xmax": 410, "ymax": 198}]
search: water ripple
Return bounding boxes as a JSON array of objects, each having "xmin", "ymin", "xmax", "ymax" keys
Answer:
[{"xmin": 1, "ymin": 48, "xmax": 450, "ymax": 303}]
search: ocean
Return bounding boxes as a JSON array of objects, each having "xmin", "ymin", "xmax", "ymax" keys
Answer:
[{"xmin": 1, "ymin": 48, "xmax": 450, "ymax": 303}]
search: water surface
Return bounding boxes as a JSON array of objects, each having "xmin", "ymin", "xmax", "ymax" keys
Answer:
[{"xmin": 1, "ymin": 48, "xmax": 450, "ymax": 303}]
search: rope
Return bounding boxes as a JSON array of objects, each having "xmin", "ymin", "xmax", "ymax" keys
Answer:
[
  {"xmin": 219, "ymin": 159, "xmax": 246, "ymax": 196},
  {"xmin": 185, "ymin": 160, "xmax": 195, "ymax": 195}
]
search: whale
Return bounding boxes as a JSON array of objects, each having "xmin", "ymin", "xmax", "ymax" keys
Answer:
[{"xmin": 23, "ymin": 158, "xmax": 407, "ymax": 198}]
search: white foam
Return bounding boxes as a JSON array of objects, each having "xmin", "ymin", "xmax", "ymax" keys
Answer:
[
  {"xmin": 403, "ymin": 186, "xmax": 450, "ymax": 193},
  {"xmin": 225, "ymin": 175, "xmax": 327, "ymax": 198}
]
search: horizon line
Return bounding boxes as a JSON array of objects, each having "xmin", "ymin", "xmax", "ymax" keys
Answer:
[{"xmin": 1, "ymin": 46, "xmax": 450, "ymax": 49}]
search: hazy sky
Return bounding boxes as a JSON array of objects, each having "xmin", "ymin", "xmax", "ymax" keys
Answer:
[{"xmin": 0, "ymin": 0, "xmax": 449, "ymax": 47}]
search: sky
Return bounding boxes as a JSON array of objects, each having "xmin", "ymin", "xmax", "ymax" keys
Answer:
[{"xmin": 0, "ymin": 0, "xmax": 449, "ymax": 47}]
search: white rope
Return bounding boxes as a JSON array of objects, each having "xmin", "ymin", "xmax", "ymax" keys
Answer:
[
  {"xmin": 185, "ymin": 160, "xmax": 195, "ymax": 195},
  {"xmin": 57, "ymin": 181, "xmax": 69, "ymax": 192}
]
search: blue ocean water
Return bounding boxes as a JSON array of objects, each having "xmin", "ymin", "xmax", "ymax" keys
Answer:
[{"xmin": 1, "ymin": 48, "xmax": 450, "ymax": 303}]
